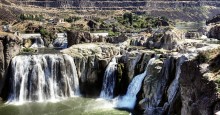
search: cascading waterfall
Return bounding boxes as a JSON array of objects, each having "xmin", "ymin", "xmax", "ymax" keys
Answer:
[
  {"xmin": 7, "ymin": 54, "xmax": 80, "ymax": 104},
  {"xmin": 114, "ymin": 57, "xmax": 156, "ymax": 110},
  {"xmin": 30, "ymin": 37, "xmax": 45, "ymax": 48},
  {"xmin": 100, "ymin": 57, "xmax": 117, "ymax": 99}
]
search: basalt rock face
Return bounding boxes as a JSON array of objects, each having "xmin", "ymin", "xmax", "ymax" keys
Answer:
[
  {"xmin": 138, "ymin": 56, "xmax": 185, "ymax": 115},
  {"xmin": 180, "ymin": 61, "xmax": 220, "ymax": 115},
  {"xmin": 130, "ymin": 36, "xmax": 148, "ymax": 47},
  {"xmin": 117, "ymin": 50, "xmax": 155, "ymax": 95},
  {"xmin": 67, "ymin": 31, "xmax": 94, "ymax": 47},
  {"xmin": 137, "ymin": 54, "xmax": 220, "ymax": 115},
  {"xmin": 17, "ymin": 1, "xmax": 220, "ymax": 21},
  {"xmin": 106, "ymin": 34, "xmax": 128, "ymax": 44},
  {"xmin": 17, "ymin": 1, "xmax": 220, "ymax": 10},
  {"xmin": 62, "ymin": 43, "xmax": 121, "ymax": 97},
  {"xmin": 61, "ymin": 42, "xmax": 157, "ymax": 97},
  {"xmin": 0, "ymin": 34, "xmax": 21, "ymax": 96},
  {"xmin": 207, "ymin": 25, "xmax": 220, "ymax": 40}
]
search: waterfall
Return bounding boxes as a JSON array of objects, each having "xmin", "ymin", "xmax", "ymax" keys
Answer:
[
  {"xmin": 114, "ymin": 58, "xmax": 156, "ymax": 110},
  {"xmin": 167, "ymin": 56, "xmax": 187, "ymax": 103},
  {"xmin": 100, "ymin": 57, "xmax": 117, "ymax": 99},
  {"xmin": 30, "ymin": 37, "xmax": 45, "ymax": 48},
  {"xmin": 7, "ymin": 54, "xmax": 80, "ymax": 104}
]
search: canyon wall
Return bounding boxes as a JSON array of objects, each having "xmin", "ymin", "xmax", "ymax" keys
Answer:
[
  {"xmin": 17, "ymin": 1, "xmax": 220, "ymax": 9},
  {"xmin": 16, "ymin": 1, "xmax": 220, "ymax": 21},
  {"xmin": 0, "ymin": 33, "xmax": 21, "ymax": 97}
]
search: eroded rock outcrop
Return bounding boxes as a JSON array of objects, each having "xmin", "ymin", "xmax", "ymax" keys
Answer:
[
  {"xmin": 207, "ymin": 25, "xmax": 220, "ymax": 40},
  {"xmin": 180, "ymin": 60, "xmax": 219, "ymax": 115},
  {"xmin": 62, "ymin": 43, "xmax": 121, "ymax": 97},
  {"xmin": 146, "ymin": 29, "xmax": 182, "ymax": 50},
  {"xmin": 67, "ymin": 31, "xmax": 95, "ymax": 47},
  {"xmin": 137, "ymin": 50, "xmax": 220, "ymax": 115},
  {"xmin": 185, "ymin": 31, "xmax": 201, "ymax": 39},
  {"xmin": 0, "ymin": 33, "xmax": 21, "ymax": 96},
  {"xmin": 106, "ymin": 34, "xmax": 128, "ymax": 43},
  {"xmin": 61, "ymin": 42, "xmax": 156, "ymax": 97},
  {"xmin": 137, "ymin": 56, "xmax": 186, "ymax": 115}
]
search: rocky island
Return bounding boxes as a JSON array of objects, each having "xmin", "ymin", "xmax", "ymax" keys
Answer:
[{"xmin": 0, "ymin": 0, "xmax": 220, "ymax": 115}]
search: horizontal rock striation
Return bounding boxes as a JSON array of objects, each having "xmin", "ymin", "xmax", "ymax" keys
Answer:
[
  {"xmin": 16, "ymin": 1, "xmax": 220, "ymax": 10},
  {"xmin": 15, "ymin": 1, "xmax": 220, "ymax": 21}
]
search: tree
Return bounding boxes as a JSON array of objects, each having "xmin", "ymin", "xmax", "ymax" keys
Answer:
[{"xmin": 123, "ymin": 12, "xmax": 133, "ymax": 25}]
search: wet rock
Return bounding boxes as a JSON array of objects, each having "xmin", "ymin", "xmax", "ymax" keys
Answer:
[
  {"xmin": 130, "ymin": 36, "xmax": 148, "ymax": 46},
  {"xmin": 62, "ymin": 43, "xmax": 121, "ymax": 97},
  {"xmin": 138, "ymin": 56, "xmax": 184, "ymax": 115}
]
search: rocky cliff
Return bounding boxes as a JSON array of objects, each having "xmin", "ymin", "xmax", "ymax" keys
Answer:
[
  {"xmin": 15, "ymin": 1, "xmax": 220, "ymax": 21},
  {"xmin": 207, "ymin": 24, "xmax": 220, "ymax": 40},
  {"xmin": 0, "ymin": 25, "xmax": 220, "ymax": 114},
  {"xmin": 17, "ymin": 1, "xmax": 220, "ymax": 9},
  {"xmin": 180, "ymin": 60, "xmax": 220, "ymax": 115},
  {"xmin": 136, "ymin": 49, "xmax": 220, "ymax": 115},
  {"xmin": 0, "ymin": 33, "xmax": 21, "ymax": 96}
]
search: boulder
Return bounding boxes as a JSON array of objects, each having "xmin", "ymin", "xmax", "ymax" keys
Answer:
[{"xmin": 146, "ymin": 29, "xmax": 181, "ymax": 50}]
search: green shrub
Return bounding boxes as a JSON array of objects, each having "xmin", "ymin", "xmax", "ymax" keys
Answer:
[
  {"xmin": 19, "ymin": 14, "xmax": 44, "ymax": 21},
  {"xmin": 196, "ymin": 52, "xmax": 209, "ymax": 63},
  {"xmin": 117, "ymin": 63, "xmax": 124, "ymax": 82},
  {"xmin": 21, "ymin": 48, "xmax": 36, "ymax": 53},
  {"xmin": 108, "ymin": 31, "xmax": 119, "ymax": 37},
  {"xmin": 39, "ymin": 28, "xmax": 49, "ymax": 38},
  {"xmin": 64, "ymin": 16, "xmax": 81, "ymax": 23}
]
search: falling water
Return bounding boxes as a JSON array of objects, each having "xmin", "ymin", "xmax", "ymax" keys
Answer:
[
  {"xmin": 100, "ymin": 57, "xmax": 117, "ymax": 99},
  {"xmin": 7, "ymin": 54, "xmax": 80, "ymax": 104},
  {"xmin": 115, "ymin": 58, "xmax": 156, "ymax": 110},
  {"xmin": 30, "ymin": 37, "xmax": 45, "ymax": 48}
]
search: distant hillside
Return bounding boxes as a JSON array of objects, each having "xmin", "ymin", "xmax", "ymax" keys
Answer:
[
  {"xmin": 15, "ymin": 0, "xmax": 220, "ymax": 10},
  {"xmin": 13, "ymin": 0, "xmax": 220, "ymax": 21},
  {"xmin": 0, "ymin": 1, "xmax": 23, "ymax": 23}
]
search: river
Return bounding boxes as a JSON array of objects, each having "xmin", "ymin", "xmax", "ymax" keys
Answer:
[{"xmin": 0, "ymin": 97, "xmax": 128, "ymax": 115}]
